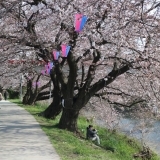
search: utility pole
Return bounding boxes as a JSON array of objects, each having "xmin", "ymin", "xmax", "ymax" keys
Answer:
[{"xmin": 20, "ymin": 74, "xmax": 23, "ymax": 101}]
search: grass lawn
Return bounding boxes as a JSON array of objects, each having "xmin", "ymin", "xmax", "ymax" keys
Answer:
[{"xmin": 10, "ymin": 99, "xmax": 160, "ymax": 160}]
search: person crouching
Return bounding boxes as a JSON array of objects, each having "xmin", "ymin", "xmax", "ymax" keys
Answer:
[{"xmin": 86, "ymin": 125, "xmax": 100, "ymax": 145}]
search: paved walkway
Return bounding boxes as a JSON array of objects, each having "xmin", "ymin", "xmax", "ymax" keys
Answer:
[{"xmin": 0, "ymin": 100, "xmax": 60, "ymax": 160}]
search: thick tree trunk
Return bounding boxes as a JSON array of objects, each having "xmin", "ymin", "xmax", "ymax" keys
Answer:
[
  {"xmin": 57, "ymin": 92, "xmax": 88, "ymax": 132},
  {"xmin": 23, "ymin": 94, "xmax": 29, "ymax": 104},
  {"xmin": 58, "ymin": 107, "xmax": 79, "ymax": 132},
  {"xmin": 23, "ymin": 77, "xmax": 51, "ymax": 105},
  {"xmin": 27, "ymin": 92, "xmax": 38, "ymax": 105},
  {"xmin": 39, "ymin": 93, "xmax": 62, "ymax": 119},
  {"xmin": 22, "ymin": 80, "xmax": 32, "ymax": 105}
]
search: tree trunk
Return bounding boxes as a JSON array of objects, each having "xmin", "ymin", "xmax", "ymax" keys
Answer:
[
  {"xmin": 27, "ymin": 92, "xmax": 38, "ymax": 105},
  {"xmin": 23, "ymin": 94, "xmax": 29, "ymax": 104},
  {"xmin": 58, "ymin": 107, "xmax": 79, "ymax": 132},
  {"xmin": 57, "ymin": 91, "xmax": 88, "ymax": 132},
  {"xmin": 22, "ymin": 77, "xmax": 51, "ymax": 105},
  {"xmin": 22, "ymin": 80, "xmax": 32, "ymax": 105},
  {"xmin": 39, "ymin": 93, "xmax": 62, "ymax": 119}
]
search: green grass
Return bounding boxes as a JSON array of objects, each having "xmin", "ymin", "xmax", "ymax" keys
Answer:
[{"xmin": 10, "ymin": 99, "xmax": 160, "ymax": 160}]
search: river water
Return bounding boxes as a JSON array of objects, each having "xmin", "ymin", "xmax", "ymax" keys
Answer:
[
  {"xmin": 96, "ymin": 117, "xmax": 160, "ymax": 155},
  {"xmin": 81, "ymin": 108, "xmax": 160, "ymax": 155},
  {"xmin": 118, "ymin": 118, "xmax": 160, "ymax": 155}
]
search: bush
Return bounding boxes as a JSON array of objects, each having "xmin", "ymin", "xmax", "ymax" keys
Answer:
[{"xmin": 7, "ymin": 89, "xmax": 19, "ymax": 99}]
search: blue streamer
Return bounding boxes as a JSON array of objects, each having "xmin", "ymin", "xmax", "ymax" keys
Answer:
[
  {"xmin": 80, "ymin": 16, "xmax": 87, "ymax": 31},
  {"xmin": 66, "ymin": 46, "xmax": 71, "ymax": 57}
]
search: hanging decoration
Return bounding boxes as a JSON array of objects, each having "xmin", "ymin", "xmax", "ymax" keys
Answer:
[
  {"xmin": 53, "ymin": 51, "xmax": 60, "ymax": 60},
  {"xmin": 41, "ymin": 62, "xmax": 54, "ymax": 75},
  {"xmin": 74, "ymin": 14, "xmax": 82, "ymax": 32},
  {"xmin": 74, "ymin": 14, "xmax": 87, "ymax": 32},
  {"xmin": 48, "ymin": 62, "xmax": 54, "ymax": 69},
  {"xmin": 46, "ymin": 62, "xmax": 54, "ymax": 74},
  {"xmin": 61, "ymin": 45, "xmax": 71, "ymax": 57},
  {"xmin": 46, "ymin": 68, "xmax": 50, "ymax": 74}
]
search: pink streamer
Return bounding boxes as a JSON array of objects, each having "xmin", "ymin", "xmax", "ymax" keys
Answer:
[
  {"xmin": 52, "ymin": 51, "xmax": 59, "ymax": 60},
  {"xmin": 61, "ymin": 45, "xmax": 67, "ymax": 57},
  {"xmin": 75, "ymin": 14, "xmax": 83, "ymax": 32}
]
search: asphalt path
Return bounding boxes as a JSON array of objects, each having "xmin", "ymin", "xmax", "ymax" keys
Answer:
[{"xmin": 0, "ymin": 100, "xmax": 60, "ymax": 160}]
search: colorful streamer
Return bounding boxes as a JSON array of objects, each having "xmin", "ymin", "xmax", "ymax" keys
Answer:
[
  {"xmin": 53, "ymin": 51, "xmax": 60, "ymax": 60},
  {"xmin": 48, "ymin": 62, "xmax": 54, "ymax": 69},
  {"xmin": 80, "ymin": 16, "xmax": 87, "ymax": 31},
  {"xmin": 61, "ymin": 45, "xmax": 71, "ymax": 57},
  {"xmin": 75, "ymin": 14, "xmax": 87, "ymax": 32},
  {"xmin": 75, "ymin": 14, "xmax": 82, "ymax": 32},
  {"xmin": 41, "ymin": 62, "xmax": 54, "ymax": 75},
  {"xmin": 46, "ymin": 68, "xmax": 50, "ymax": 74}
]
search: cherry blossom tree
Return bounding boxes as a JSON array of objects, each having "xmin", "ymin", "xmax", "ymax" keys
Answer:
[{"xmin": 0, "ymin": 0, "xmax": 160, "ymax": 132}]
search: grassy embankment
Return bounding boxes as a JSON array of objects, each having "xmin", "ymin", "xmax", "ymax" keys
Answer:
[{"xmin": 10, "ymin": 99, "xmax": 159, "ymax": 160}]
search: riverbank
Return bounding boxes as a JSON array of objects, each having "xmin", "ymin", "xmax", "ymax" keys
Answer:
[
  {"xmin": 10, "ymin": 99, "xmax": 160, "ymax": 160},
  {"xmin": 80, "ymin": 103, "xmax": 160, "ymax": 156}
]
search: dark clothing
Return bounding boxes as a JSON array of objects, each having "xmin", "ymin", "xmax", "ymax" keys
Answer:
[
  {"xmin": 86, "ymin": 127, "xmax": 100, "ymax": 144},
  {"xmin": 86, "ymin": 127, "xmax": 97, "ymax": 139},
  {"xmin": 4, "ymin": 91, "xmax": 7, "ymax": 100}
]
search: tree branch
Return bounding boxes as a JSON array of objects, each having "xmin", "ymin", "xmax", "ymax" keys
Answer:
[{"xmin": 89, "ymin": 64, "xmax": 130, "ymax": 97}]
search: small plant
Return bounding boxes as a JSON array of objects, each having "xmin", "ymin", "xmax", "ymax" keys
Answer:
[{"xmin": 133, "ymin": 145, "xmax": 153, "ymax": 160}]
